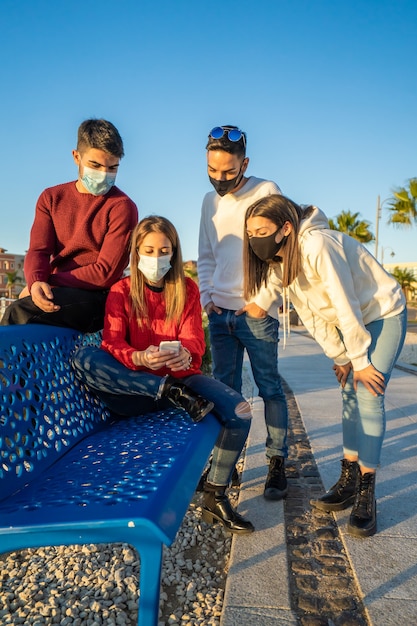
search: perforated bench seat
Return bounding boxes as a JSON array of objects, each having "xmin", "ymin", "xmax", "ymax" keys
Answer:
[{"xmin": 0, "ymin": 325, "xmax": 221, "ymax": 626}]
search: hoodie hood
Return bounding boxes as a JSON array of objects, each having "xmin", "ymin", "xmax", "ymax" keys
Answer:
[{"xmin": 298, "ymin": 206, "xmax": 331, "ymax": 240}]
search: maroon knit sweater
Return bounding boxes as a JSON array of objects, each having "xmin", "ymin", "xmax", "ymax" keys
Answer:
[{"xmin": 24, "ymin": 182, "xmax": 138, "ymax": 291}]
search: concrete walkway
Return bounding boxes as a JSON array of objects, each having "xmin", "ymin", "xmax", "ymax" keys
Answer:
[{"xmin": 221, "ymin": 329, "xmax": 417, "ymax": 626}]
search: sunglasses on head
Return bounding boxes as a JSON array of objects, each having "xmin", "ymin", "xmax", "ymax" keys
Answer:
[{"xmin": 209, "ymin": 126, "xmax": 246, "ymax": 148}]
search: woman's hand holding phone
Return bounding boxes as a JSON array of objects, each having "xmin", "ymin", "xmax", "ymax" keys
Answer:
[{"xmin": 159, "ymin": 341, "xmax": 191, "ymax": 371}]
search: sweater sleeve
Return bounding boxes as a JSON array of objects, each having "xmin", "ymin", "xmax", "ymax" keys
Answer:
[
  {"xmin": 197, "ymin": 194, "xmax": 216, "ymax": 309},
  {"xmin": 24, "ymin": 191, "xmax": 62, "ymax": 288},
  {"xmin": 253, "ymin": 279, "xmax": 283, "ymax": 315},
  {"xmin": 49, "ymin": 197, "xmax": 138, "ymax": 290},
  {"xmin": 292, "ymin": 301, "xmax": 350, "ymax": 365},
  {"xmin": 303, "ymin": 233, "xmax": 372, "ymax": 370},
  {"xmin": 176, "ymin": 279, "xmax": 206, "ymax": 369},
  {"xmin": 101, "ymin": 283, "xmax": 139, "ymax": 370}
]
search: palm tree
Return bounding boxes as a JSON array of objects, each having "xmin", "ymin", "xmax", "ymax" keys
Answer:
[
  {"xmin": 328, "ymin": 210, "xmax": 374, "ymax": 243},
  {"xmin": 387, "ymin": 178, "xmax": 417, "ymax": 227},
  {"xmin": 5, "ymin": 271, "xmax": 23, "ymax": 299},
  {"xmin": 390, "ymin": 267, "xmax": 416, "ymax": 301}
]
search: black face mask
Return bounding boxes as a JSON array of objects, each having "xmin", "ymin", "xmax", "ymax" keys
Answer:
[
  {"xmin": 249, "ymin": 230, "xmax": 286, "ymax": 261},
  {"xmin": 209, "ymin": 163, "xmax": 244, "ymax": 197}
]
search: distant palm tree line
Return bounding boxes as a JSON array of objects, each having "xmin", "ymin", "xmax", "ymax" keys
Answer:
[
  {"xmin": 314, "ymin": 178, "xmax": 417, "ymax": 300},
  {"xmin": 328, "ymin": 177, "xmax": 417, "ymax": 242}
]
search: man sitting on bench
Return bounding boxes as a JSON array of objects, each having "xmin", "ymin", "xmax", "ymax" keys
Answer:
[{"xmin": 1, "ymin": 118, "xmax": 137, "ymax": 332}]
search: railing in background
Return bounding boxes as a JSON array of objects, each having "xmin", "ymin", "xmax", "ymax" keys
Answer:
[{"xmin": 0, "ymin": 298, "xmax": 13, "ymax": 322}]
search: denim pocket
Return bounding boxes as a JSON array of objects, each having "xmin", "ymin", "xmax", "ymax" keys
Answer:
[{"xmin": 245, "ymin": 313, "xmax": 279, "ymax": 342}]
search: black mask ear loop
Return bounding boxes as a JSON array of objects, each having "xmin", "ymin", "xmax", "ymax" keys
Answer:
[{"xmin": 233, "ymin": 159, "xmax": 246, "ymax": 189}]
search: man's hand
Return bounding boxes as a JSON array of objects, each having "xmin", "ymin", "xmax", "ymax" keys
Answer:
[
  {"xmin": 30, "ymin": 281, "xmax": 61, "ymax": 313},
  {"xmin": 204, "ymin": 301, "xmax": 222, "ymax": 315},
  {"xmin": 353, "ymin": 364, "xmax": 386, "ymax": 397},
  {"xmin": 333, "ymin": 363, "xmax": 352, "ymax": 388},
  {"xmin": 236, "ymin": 302, "xmax": 267, "ymax": 318}
]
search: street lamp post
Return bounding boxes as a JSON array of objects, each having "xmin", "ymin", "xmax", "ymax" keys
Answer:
[
  {"xmin": 381, "ymin": 246, "xmax": 395, "ymax": 267},
  {"xmin": 374, "ymin": 195, "xmax": 391, "ymax": 262}
]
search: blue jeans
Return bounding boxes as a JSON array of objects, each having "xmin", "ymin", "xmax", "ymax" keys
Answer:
[
  {"xmin": 208, "ymin": 309, "xmax": 288, "ymax": 459},
  {"xmin": 72, "ymin": 346, "xmax": 252, "ymax": 486},
  {"xmin": 340, "ymin": 308, "xmax": 407, "ymax": 469}
]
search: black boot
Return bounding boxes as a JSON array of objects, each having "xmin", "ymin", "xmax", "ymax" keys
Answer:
[
  {"xmin": 310, "ymin": 459, "xmax": 359, "ymax": 512},
  {"xmin": 202, "ymin": 484, "xmax": 255, "ymax": 534},
  {"xmin": 264, "ymin": 456, "xmax": 288, "ymax": 500},
  {"xmin": 348, "ymin": 471, "xmax": 377, "ymax": 538},
  {"xmin": 159, "ymin": 375, "xmax": 214, "ymax": 422}
]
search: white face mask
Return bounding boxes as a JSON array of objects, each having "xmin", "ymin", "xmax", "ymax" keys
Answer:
[
  {"xmin": 138, "ymin": 254, "xmax": 172, "ymax": 283},
  {"xmin": 80, "ymin": 165, "xmax": 117, "ymax": 195}
]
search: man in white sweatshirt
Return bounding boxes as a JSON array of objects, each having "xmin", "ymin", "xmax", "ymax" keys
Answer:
[{"xmin": 198, "ymin": 125, "xmax": 289, "ymax": 500}]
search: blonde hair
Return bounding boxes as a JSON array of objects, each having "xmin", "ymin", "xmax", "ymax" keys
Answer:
[
  {"xmin": 129, "ymin": 216, "xmax": 186, "ymax": 326},
  {"xmin": 244, "ymin": 194, "xmax": 313, "ymax": 298}
]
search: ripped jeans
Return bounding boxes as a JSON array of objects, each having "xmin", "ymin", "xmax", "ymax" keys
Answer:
[{"xmin": 72, "ymin": 346, "xmax": 252, "ymax": 486}]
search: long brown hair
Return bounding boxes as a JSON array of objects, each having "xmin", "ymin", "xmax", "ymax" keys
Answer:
[
  {"xmin": 129, "ymin": 216, "xmax": 186, "ymax": 326},
  {"xmin": 244, "ymin": 195, "xmax": 312, "ymax": 298}
]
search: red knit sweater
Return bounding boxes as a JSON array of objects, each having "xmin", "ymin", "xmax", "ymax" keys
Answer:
[
  {"xmin": 24, "ymin": 182, "xmax": 138, "ymax": 290},
  {"xmin": 101, "ymin": 276, "xmax": 205, "ymax": 378}
]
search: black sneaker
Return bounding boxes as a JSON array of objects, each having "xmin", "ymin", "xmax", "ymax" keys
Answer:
[{"xmin": 264, "ymin": 456, "xmax": 288, "ymax": 500}]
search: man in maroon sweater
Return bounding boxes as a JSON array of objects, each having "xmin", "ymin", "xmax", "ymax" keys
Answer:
[{"xmin": 1, "ymin": 119, "xmax": 138, "ymax": 332}]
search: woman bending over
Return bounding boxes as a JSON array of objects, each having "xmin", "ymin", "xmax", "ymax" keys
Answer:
[{"xmin": 244, "ymin": 194, "xmax": 406, "ymax": 538}]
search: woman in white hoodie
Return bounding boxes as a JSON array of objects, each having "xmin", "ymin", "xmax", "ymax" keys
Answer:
[{"xmin": 243, "ymin": 194, "xmax": 407, "ymax": 537}]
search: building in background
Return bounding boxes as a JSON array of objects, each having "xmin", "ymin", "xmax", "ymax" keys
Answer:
[{"xmin": 0, "ymin": 248, "xmax": 26, "ymax": 298}]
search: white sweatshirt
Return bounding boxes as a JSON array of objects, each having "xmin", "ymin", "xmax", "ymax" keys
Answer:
[
  {"xmin": 198, "ymin": 177, "xmax": 282, "ymax": 317},
  {"xmin": 270, "ymin": 207, "xmax": 406, "ymax": 370}
]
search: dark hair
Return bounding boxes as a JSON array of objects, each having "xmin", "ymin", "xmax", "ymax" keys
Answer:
[
  {"xmin": 206, "ymin": 124, "xmax": 247, "ymax": 157},
  {"xmin": 77, "ymin": 119, "xmax": 125, "ymax": 158},
  {"xmin": 244, "ymin": 195, "xmax": 312, "ymax": 297}
]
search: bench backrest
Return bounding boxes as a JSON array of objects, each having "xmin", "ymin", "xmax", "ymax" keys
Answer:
[{"xmin": 0, "ymin": 325, "xmax": 110, "ymax": 500}]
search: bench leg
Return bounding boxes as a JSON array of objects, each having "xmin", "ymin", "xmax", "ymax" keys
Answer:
[{"xmin": 132, "ymin": 535, "xmax": 163, "ymax": 626}]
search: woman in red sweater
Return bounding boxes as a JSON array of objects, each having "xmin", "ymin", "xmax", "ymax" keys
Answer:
[{"xmin": 72, "ymin": 215, "xmax": 254, "ymax": 534}]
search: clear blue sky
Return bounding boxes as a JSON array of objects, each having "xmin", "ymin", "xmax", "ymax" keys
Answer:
[{"xmin": 1, "ymin": 0, "xmax": 416, "ymax": 264}]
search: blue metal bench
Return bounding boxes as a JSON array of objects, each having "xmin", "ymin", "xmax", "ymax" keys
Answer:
[{"xmin": 0, "ymin": 325, "xmax": 221, "ymax": 626}]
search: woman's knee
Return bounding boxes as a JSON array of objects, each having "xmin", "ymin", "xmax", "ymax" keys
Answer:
[{"xmin": 235, "ymin": 400, "xmax": 252, "ymax": 420}]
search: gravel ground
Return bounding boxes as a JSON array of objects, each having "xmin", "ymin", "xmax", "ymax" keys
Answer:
[{"xmin": 0, "ymin": 477, "xmax": 241, "ymax": 626}]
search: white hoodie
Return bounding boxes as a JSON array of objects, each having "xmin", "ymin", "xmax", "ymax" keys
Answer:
[{"xmin": 270, "ymin": 207, "xmax": 406, "ymax": 371}]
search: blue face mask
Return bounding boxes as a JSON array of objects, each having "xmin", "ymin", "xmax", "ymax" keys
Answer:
[
  {"xmin": 138, "ymin": 254, "xmax": 172, "ymax": 283},
  {"xmin": 80, "ymin": 165, "xmax": 117, "ymax": 196}
]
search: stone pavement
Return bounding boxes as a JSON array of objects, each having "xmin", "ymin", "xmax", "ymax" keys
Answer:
[{"xmin": 221, "ymin": 328, "xmax": 417, "ymax": 626}]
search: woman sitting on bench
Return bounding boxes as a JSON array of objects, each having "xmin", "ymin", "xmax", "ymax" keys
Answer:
[{"xmin": 72, "ymin": 215, "xmax": 254, "ymax": 535}]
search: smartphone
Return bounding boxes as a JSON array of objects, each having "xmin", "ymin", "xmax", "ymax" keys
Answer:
[{"xmin": 159, "ymin": 340, "xmax": 181, "ymax": 355}]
